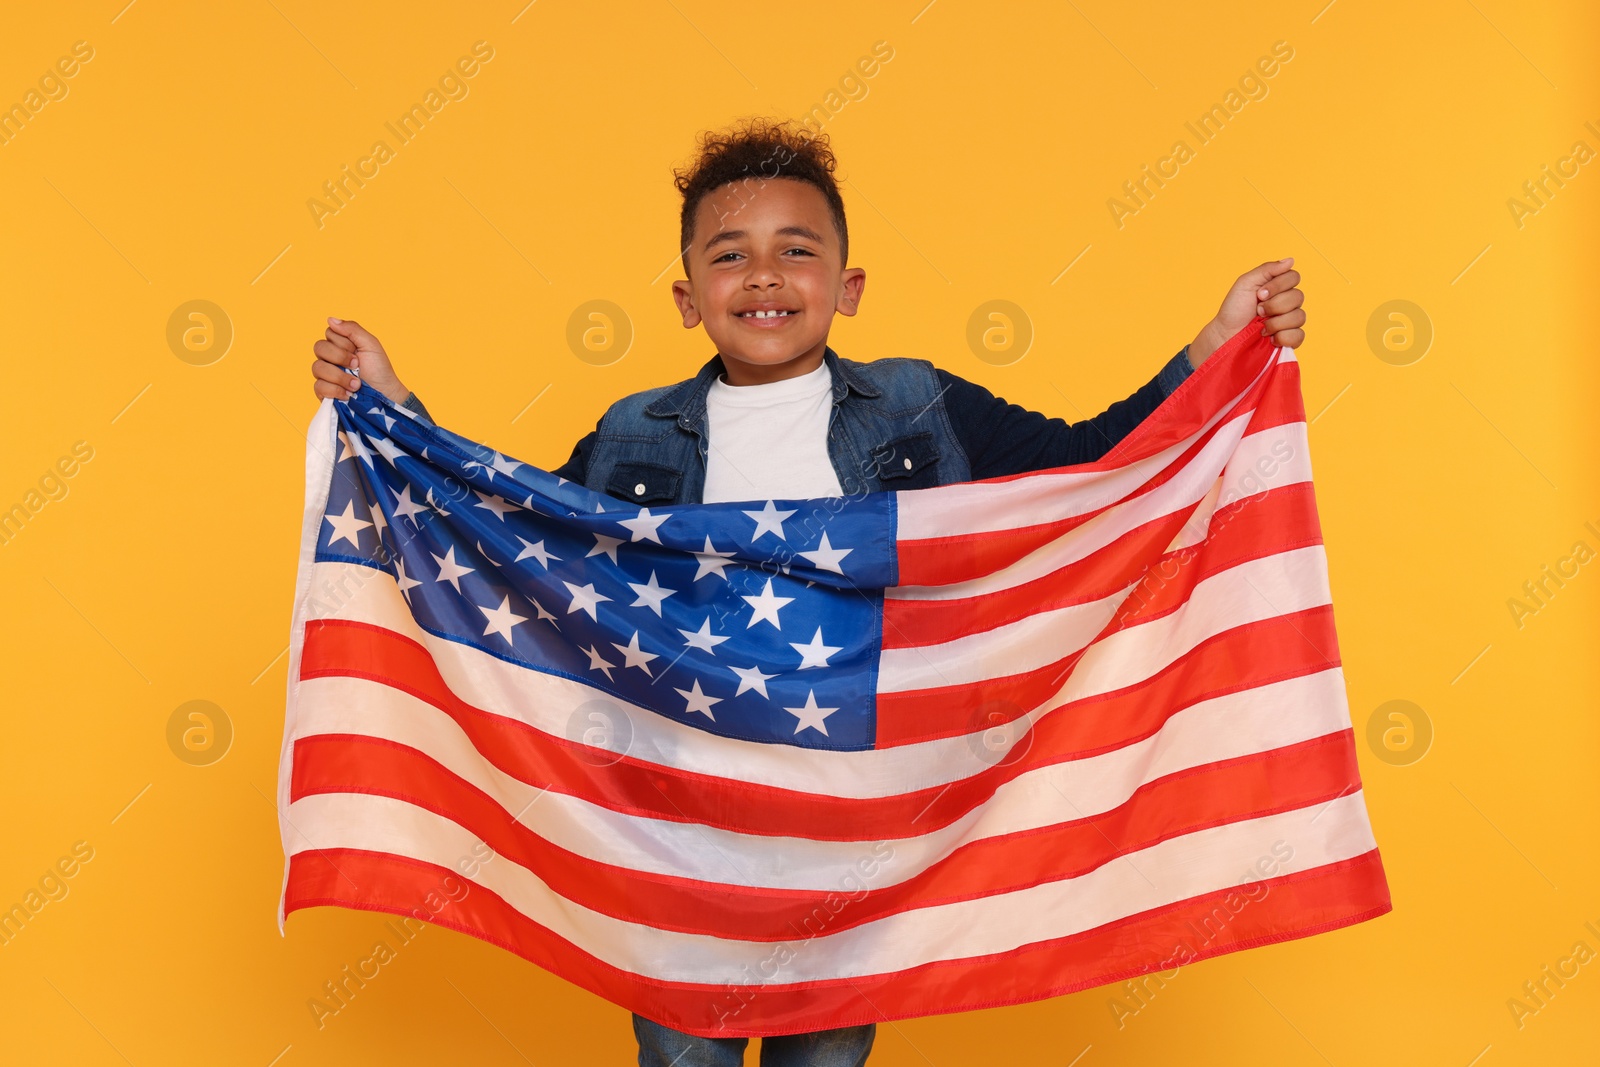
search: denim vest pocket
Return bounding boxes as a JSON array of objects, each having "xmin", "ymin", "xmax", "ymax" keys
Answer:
[
  {"xmin": 605, "ymin": 460, "xmax": 683, "ymax": 505},
  {"xmin": 870, "ymin": 431, "xmax": 942, "ymax": 491}
]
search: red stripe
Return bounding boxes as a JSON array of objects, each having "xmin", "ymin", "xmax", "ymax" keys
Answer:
[
  {"xmin": 284, "ymin": 843, "xmax": 1390, "ymax": 1038},
  {"xmin": 876, "ymin": 604, "xmax": 1339, "ymax": 749},
  {"xmin": 884, "ymin": 479, "xmax": 1322, "ymax": 649},
  {"xmin": 1102, "ymin": 323, "xmax": 1292, "ymax": 465},
  {"xmin": 1116, "ymin": 484, "xmax": 1325, "ymax": 629},
  {"xmin": 894, "ymin": 333, "xmax": 1298, "ymax": 588},
  {"xmin": 301, "ymin": 613, "xmax": 1341, "ymax": 837},
  {"xmin": 290, "ymin": 728, "xmax": 1361, "ymax": 940}
]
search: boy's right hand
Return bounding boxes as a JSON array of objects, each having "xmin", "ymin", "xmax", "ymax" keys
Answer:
[{"xmin": 311, "ymin": 317, "xmax": 410, "ymax": 404}]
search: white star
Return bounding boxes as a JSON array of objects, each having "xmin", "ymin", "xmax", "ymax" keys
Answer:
[
  {"xmin": 369, "ymin": 433, "xmax": 405, "ymax": 466},
  {"xmin": 742, "ymin": 578, "xmax": 795, "ymax": 630},
  {"xmin": 431, "ymin": 545, "xmax": 475, "ymax": 592},
  {"xmin": 743, "ymin": 500, "xmax": 796, "ymax": 542},
  {"xmin": 473, "ymin": 491, "xmax": 516, "ymax": 521},
  {"xmin": 798, "ymin": 532, "xmax": 853, "ymax": 575},
  {"xmin": 562, "ymin": 581, "xmax": 613, "ymax": 621},
  {"xmin": 478, "ymin": 595, "xmax": 527, "ymax": 642},
  {"xmin": 581, "ymin": 644, "xmax": 617, "ymax": 681},
  {"xmin": 390, "ymin": 484, "xmax": 427, "ymax": 524},
  {"xmin": 790, "ymin": 627, "xmax": 843, "ymax": 669},
  {"xmin": 611, "ymin": 631, "xmax": 660, "ymax": 676},
  {"xmin": 729, "ymin": 663, "xmax": 777, "ymax": 698},
  {"xmin": 323, "ymin": 500, "xmax": 373, "ymax": 549},
  {"xmin": 531, "ymin": 598, "xmax": 559, "ymax": 629},
  {"xmin": 366, "ymin": 405, "xmax": 398, "ymax": 433},
  {"xmin": 587, "ymin": 533, "xmax": 624, "ymax": 564},
  {"xmin": 618, "ymin": 507, "xmax": 672, "ymax": 544},
  {"xmin": 476, "ymin": 540, "xmax": 500, "ymax": 566},
  {"xmin": 491, "ymin": 451, "xmax": 523, "ymax": 480},
  {"xmin": 367, "ymin": 497, "xmax": 387, "ymax": 545},
  {"xmin": 343, "ymin": 431, "xmax": 374, "ymax": 467},
  {"xmin": 462, "ymin": 456, "xmax": 492, "ymax": 478},
  {"xmin": 784, "ymin": 689, "xmax": 839, "ymax": 736},
  {"xmin": 627, "ymin": 570, "xmax": 678, "ymax": 616},
  {"xmin": 678, "ymin": 617, "xmax": 731, "ymax": 653},
  {"xmin": 674, "ymin": 678, "xmax": 722, "ymax": 720},
  {"xmin": 394, "ymin": 557, "xmax": 422, "ymax": 601},
  {"xmin": 693, "ymin": 536, "xmax": 736, "ymax": 582},
  {"xmin": 514, "ymin": 537, "xmax": 560, "ymax": 569},
  {"xmin": 425, "ymin": 487, "xmax": 452, "ymax": 516},
  {"xmin": 337, "ymin": 431, "xmax": 358, "ymax": 463}
]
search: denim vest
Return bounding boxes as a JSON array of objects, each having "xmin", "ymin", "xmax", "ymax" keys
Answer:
[{"xmin": 582, "ymin": 346, "xmax": 971, "ymax": 506}]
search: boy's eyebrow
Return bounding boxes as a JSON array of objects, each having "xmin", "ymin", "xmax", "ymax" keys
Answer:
[{"xmin": 702, "ymin": 225, "xmax": 826, "ymax": 253}]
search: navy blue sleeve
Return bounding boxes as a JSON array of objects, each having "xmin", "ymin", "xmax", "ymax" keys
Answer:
[
  {"xmin": 551, "ymin": 429, "xmax": 595, "ymax": 484},
  {"xmin": 939, "ymin": 346, "xmax": 1195, "ymax": 479}
]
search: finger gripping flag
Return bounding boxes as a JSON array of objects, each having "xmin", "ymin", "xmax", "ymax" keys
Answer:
[{"xmin": 275, "ymin": 321, "xmax": 1391, "ymax": 1038}]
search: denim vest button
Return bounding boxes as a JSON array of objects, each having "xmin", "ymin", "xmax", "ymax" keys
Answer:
[
  {"xmin": 634, "ymin": 482, "xmax": 646, "ymax": 495},
  {"xmin": 903, "ymin": 457, "xmax": 912, "ymax": 469}
]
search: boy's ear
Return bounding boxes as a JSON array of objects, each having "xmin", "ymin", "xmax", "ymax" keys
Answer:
[
  {"xmin": 671, "ymin": 279, "xmax": 702, "ymax": 329},
  {"xmin": 835, "ymin": 267, "xmax": 867, "ymax": 317}
]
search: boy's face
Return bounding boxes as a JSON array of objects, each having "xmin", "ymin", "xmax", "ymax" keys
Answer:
[{"xmin": 672, "ymin": 177, "xmax": 865, "ymax": 385}]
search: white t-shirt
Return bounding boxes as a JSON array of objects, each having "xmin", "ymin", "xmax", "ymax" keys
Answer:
[{"xmin": 701, "ymin": 359, "xmax": 845, "ymax": 504}]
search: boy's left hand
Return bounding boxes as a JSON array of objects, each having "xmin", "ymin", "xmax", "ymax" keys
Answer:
[{"xmin": 1187, "ymin": 258, "xmax": 1305, "ymax": 366}]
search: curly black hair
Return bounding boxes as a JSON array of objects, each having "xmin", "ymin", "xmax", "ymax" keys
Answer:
[{"xmin": 673, "ymin": 117, "xmax": 848, "ymax": 276}]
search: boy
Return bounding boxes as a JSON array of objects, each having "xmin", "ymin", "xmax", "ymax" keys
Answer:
[{"xmin": 307, "ymin": 118, "xmax": 1306, "ymax": 1067}]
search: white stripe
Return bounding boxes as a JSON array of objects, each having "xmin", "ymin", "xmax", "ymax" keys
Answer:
[
  {"xmin": 1168, "ymin": 420, "xmax": 1310, "ymax": 553},
  {"xmin": 291, "ymin": 665, "xmax": 1352, "ymax": 886},
  {"xmin": 879, "ymin": 543, "xmax": 1331, "ymax": 692},
  {"xmin": 288, "ymin": 790, "xmax": 1374, "ymax": 984},
  {"xmin": 895, "ymin": 345, "xmax": 1282, "ymax": 541},
  {"xmin": 888, "ymin": 420, "xmax": 1311, "ymax": 603}
]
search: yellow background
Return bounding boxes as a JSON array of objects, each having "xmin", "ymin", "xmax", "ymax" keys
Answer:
[{"xmin": 2, "ymin": 1, "xmax": 1596, "ymax": 1063}]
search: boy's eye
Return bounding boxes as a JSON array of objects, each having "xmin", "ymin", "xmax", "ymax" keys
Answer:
[{"xmin": 712, "ymin": 248, "xmax": 814, "ymax": 263}]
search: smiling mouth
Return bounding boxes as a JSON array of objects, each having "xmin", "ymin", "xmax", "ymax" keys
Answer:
[{"xmin": 736, "ymin": 309, "xmax": 799, "ymax": 320}]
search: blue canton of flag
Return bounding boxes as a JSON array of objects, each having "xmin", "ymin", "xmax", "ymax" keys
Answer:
[{"xmin": 314, "ymin": 383, "xmax": 897, "ymax": 751}]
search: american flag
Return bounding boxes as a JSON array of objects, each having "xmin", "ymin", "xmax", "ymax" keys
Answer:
[{"xmin": 275, "ymin": 320, "xmax": 1391, "ymax": 1037}]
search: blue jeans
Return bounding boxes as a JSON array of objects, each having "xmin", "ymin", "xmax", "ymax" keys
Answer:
[{"xmin": 633, "ymin": 1013, "xmax": 876, "ymax": 1066}]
